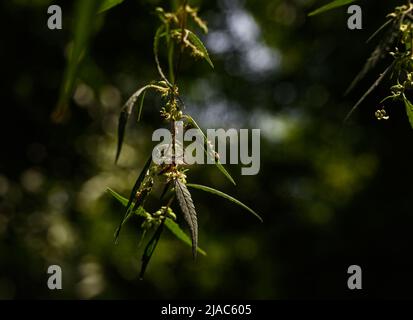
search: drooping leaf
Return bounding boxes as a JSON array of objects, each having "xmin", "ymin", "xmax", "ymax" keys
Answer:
[
  {"xmin": 186, "ymin": 29, "xmax": 214, "ymax": 69},
  {"xmin": 403, "ymin": 95, "xmax": 413, "ymax": 129},
  {"xmin": 114, "ymin": 156, "xmax": 152, "ymax": 243},
  {"xmin": 187, "ymin": 183, "xmax": 263, "ymax": 222},
  {"xmin": 185, "ymin": 115, "xmax": 236, "ymax": 185},
  {"xmin": 115, "ymin": 85, "xmax": 151, "ymax": 163},
  {"xmin": 116, "ymin": 109, "xmax": 128, "ymax": 164},
  {"xmin": 174, "ymin": 179, "xmax": 198, "ymax": 258},
  {"xmin": 344, "ymin": 63, "xmax": 394, "ymax": 123},
  {"xmin": 165, "ymin": 218, "xmax": 207, "ymax": 256},
  {"xmin": 308, "ymin": 0, "xmax": 358, "ymax": 17},
  {"xmin": 108, "ymin": 188, "xmax": 205, "ymax": 252},
  {"xmin": 125, "ymin": 156, "xmax": 152, "ymax": 212},
  {"xmin": 98, "ymin": 0, "xmax": 125, "ymax": 14},
  {"xmin": 346, "ymin": 20, "xmax": 398, "ymax": 95},
  {"xmin": 139, "ymin": 220, "xmax": 164, "ymax": 280},
  {"xmin": 52, "ymin": 0, "xmax": 101, "ymax": 123}
]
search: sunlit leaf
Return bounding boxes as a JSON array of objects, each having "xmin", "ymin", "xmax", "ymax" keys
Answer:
[
  {"xmin": 165, "ymin": 218, "xmax": 207, "ymax": 256},
  {"xmin": 52, "ymin": 0, "xmax": 101, "ymax": 123},
  {"xmin": 308, "ymin": 0, "xmax": 358, "ymax": 17},
  {"xmin": 186, "ymin": 29, "xmax": 214, "ymax": 69},
  {"xmin": 187, "ymin": 183, "xmax": 263, "ymax": 222},
  {"xmin": 185, "ymin": 115, "xmax": 236, "ymax": 185},
  {"xmin": 139, "ymin": 220, "xmax": 164, "ymax": 280},
  {"xmin": 174, "ymin": 179, "xmax": 198, "ymax": 259},
  {"xmin": 108, "ymin": 188, "xmax": 205, "ymax": 253},
  {"xmin": 98, "ymin": 0, "xmax": 124, "ymax": 14}
]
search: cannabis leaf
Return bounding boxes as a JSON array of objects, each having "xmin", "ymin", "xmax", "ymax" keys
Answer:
[
  {"xmin": 174, "ymin": 179, "xmax": 198, "ymax": 259},
  {"xmin": 140, "ymin": 220, "xmax": 164, "ymax": 279},
  {"xmin": 185, "ymin": 29, "xmax": 214, "ymax": 69},
  {"xmin": 185, "ymin": 115, "xmax": 236, "ymax": 185},
  {"xmin": 114, "ymin": 156, "xmax": 152, "ymax": 243},
  {"xmin": 165, "ymin": 218, "xmax": 206, "ymax": 256},
  {"xmin": 345, "ymin": 20, "xmax": 398, "ymax": 95},
  {"xmin": 116, "ymin": 85, "xmax": 152, "ymax": 163},
  {"xmin": 344, "ymin": 63, "xmax": 394, "ymax": 123},
  {"xmin": 187, "ymin": 183, "xmax": 263, "ymax": 222},
  {"xmin": 108, "ymin": 188, "xmax": 206, "ymax": 255}
]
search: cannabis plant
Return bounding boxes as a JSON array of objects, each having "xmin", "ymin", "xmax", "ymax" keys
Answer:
[
  {"xmin": 310, "ymin": 0, "xmax": 413, "ymax": 128},
  {"xmin": 110, "ymin": 2, "xmax": 262, "ymax": 279}
]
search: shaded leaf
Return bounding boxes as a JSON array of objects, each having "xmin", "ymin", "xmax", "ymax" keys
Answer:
[
  {"xmin": 98, "ymin": 0, "xmax": 124, "ymax": 14},
  {"xmin": 346, "ymin": 20, "xmax": 398, "ymax": 95},
  {"xmin": 308, "ymin": 0, "xmax": 358, "ymax": 16},
  {"xmin": 140, "ymin": 220, "xmax": 164, "ymax": 280},
  {"xmin": 174, "ymin": 179, "xmax": 198, "ymax": 258},
  {"xmin": 366, "ymin": 19, "xmax": 393, "ymax": 44},
  {"xmin": 185, "ymin": 115, "xmax": 236, "ymax": 185},
  {"xmin": 160, "ymin": 181, "xmax": 172, "ymax": 202},
  {"xmin": 187, "ymin": 183, "xmax": 263, "ymax": 222},
  {"xmin": 114, "ymin": 156, "xmax": 152, "ymax": 243},
  {"xmin": 186, "ymin": 29, "xmax": 214, "ymax": 69},
  {"xmin": 165, "ymin": 218, "xmax": 207, "ymax": 256},
  {"xmin": 344, "ymin": 63, "xmax": 394, "ymax": 123},
  {"xmin": 403, "ymin": 95, "xmax": 413, "ymax": 129},
  {"xmin": 52, "ymin": 0, "xmax": 101, "ymax": 122}
]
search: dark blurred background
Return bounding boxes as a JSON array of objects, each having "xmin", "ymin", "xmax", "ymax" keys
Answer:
[{"xmin": 1, "ymin": 0, "xmax": 413, "ymax": 299}]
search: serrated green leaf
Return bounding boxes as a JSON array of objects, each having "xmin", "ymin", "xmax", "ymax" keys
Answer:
[
  {"xmin": 108, "ymin": 188, "xmax": 205, "ymax": 254},
  {"xmin": 308, "ymin": 0, "xmax": 358, "ymax": 17},
  {"xmin": 115, "ymin": 85, "xmax": 151, "ymax": 163},
  {"xmin": 187, "ymin": 183, "xmax": 263, "ymax": 222},
  {"xmin": 174, "ymin": 179, "xmax": 198, "ymax": 259},
  {"xmin": 403, "ymin": 95, "xmax": 413, "ymax": 129},
  {"xmin": 186, "ymin": 29, "xmax": 214, "ymax": 69},
  {"xmin": 185, "ymin": 115, "xmax": 236, "ymax": 185},
  {"xmin": 98, "ymin": 0, "xmax": 124, "ymax": 14},
  {"xmin": 107, "ymin": 188, "xmax": 128, "ymax": 206},
  {"xmin": 165, "ymin": 218, "xmax": 207, "ymax": 256},
  {"xmin": 344, "ymin": 63, "xmax": 393, "ymax": 123},
  {"xmin": 140, "ymin": 220, "xmax": 164, "ymax": 280},
  {"xmin": 346, "ymin": 21, "xmax": 398, "ymax": 95},
  {"xmin": 113, "ymin": 156, "xmax": 152, "ymax": 243}
]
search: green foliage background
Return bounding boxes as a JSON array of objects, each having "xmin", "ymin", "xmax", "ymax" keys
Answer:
[{"xmin": 1, "ymin": 0, "xmax": 413, "ymax": 299}]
